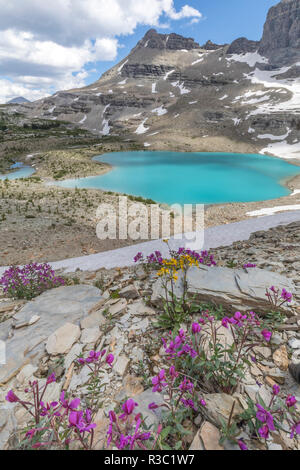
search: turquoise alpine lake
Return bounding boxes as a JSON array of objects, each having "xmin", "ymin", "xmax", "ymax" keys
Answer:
[
  {"xmin": 53, "ymin": 151, "xmax": 300, "ymax": 205},
  {"xmin": 0, "ymin": 162, "xmax": 35, "ymax": 180}
]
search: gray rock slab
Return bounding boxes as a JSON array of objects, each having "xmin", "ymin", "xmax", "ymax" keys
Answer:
[
  {"xmin": 0, "ymin": 285, "xmax": 102, "ymax": 384},
  {"xmin": 186, "ymin": 265, "xmax": 295, "ymax": 313}
]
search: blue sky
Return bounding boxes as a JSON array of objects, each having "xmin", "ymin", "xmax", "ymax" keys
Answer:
[
  {"xmin": 0, "ymin": 0, "xmax": 279, "ymax": 103},
  {"xmin": 85, "ymin": 0, "xmax": 279, "ymax": 86}
]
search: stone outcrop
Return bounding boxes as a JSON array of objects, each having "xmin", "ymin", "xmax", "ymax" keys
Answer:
[
  {"xmin": 227, "ymin": 37, "xmax": 260, "ymax": 54},
  {"xmin": 259, "ymin": 0, "xmax": 300, "ymax": 65},
  {"xmin": 201, "ymin": 40, "xmax": 226, "ymax": 50}
]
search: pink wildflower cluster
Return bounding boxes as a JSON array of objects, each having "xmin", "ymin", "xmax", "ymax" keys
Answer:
[
  {"xmin": 133, "ymin": 251, "xmax": 163, "ymax": 265},
  {"xmin": 150, "ymin": 366, "xmax": 206, "ymax": 414},
  {"xmin": 175, "ymin": 248, "xmax": 216, "ymax": 267},
  {"xmin": 77, "ymin": 349, "xmax": 114, "ymax": 366},
  {"xmin": 266, "ymin": 285, "xmax": 293, "ymax": 309},
  {"xmin": 107, "ymin": 399, "xmax": 162, "ymax": 450},
  {"xmin": 0, "ymin": 263, "xmax": 65, "ymax": 300},
  {"xmin": 5, "ymin": 351, "xmax": 115, "ymax": 449},
  {"xmin": 6, "ymin": 374, "xmax": 96, "ymax": 449},
  {"xmin": 162, "ymin": 328, "xmax": 198, "ymax": 360},
  {"xmin": 133, "ymin": 248, "xmax": 216, "ymax": 267},
  {"xmin": 255, "ymin": 385, "xmax": 300, "ymax": 441}
]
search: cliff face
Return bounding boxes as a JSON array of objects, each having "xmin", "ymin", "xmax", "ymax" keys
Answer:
[{"xmin": 259, "ymin": 0, "xmax": 300, "ymax": 65}]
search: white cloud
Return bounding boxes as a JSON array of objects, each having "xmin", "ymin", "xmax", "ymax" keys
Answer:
[
  {"xmin": 0, "ymin": 0, "xmax": 202, "ymax": 103},
  {"xmin": 166, "ymin": 4, "xmax": 202, "ymax": 20}
]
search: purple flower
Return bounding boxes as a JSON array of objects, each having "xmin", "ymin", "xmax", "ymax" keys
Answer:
[
  {"xmin": 152, "ymin": 370, "xmax": 167, "ymax": 393},
  {"xmin": 200, "ymin": 399, "xmax": 206, "ymax": 407},
  {"xmin": 261, "ymin": 329, "xmax": 272, "ymax": 342},
  {"xmin": 238, "ymin": 440, "xmax": 248, "ymax": 450},
  {"xmin": 179, "ymin": 377, "xmax": 194, "ymax": 392},
  {"xmin": 25, "ymin": 429, "xmax": 37, "ymax": 440},
  {"xmin": 256, "ymin": 404, "xmax": 275, "ymax": 431},
  {"xmin": 109, "ymin": 410, "xmax": 116, "ymax": 423},
  {"xmin": 192, "ymin": 322, "xmax": 201, "ymax": 334},
  {"xmin": 119, "ymin": 399, "xmax": 138, "ymax": 420},
  {"xmin": 243, "ymin": 263, "xmax": 257, "ymax": 269},
  {"xmin": 148, "ymin": 402, "xmax": 159, "ymax": 410},
  {"xmin": 272, "ymin": 384, "xmax": 280, "ymax": 396},
  {"xmin": 286, "ymin": 395, "xmax": 297, "ymax": 408},
  {"xmin": 5, "ymin": 390, "xmax": 19, "ymax": 403},
  {"xmin": 221, "ymin": 317, "xmax": 230, "ymax": 328},
  {"xmin": 258, "ymin": 425, "xmax": 270, "ymax": 439},
  {"xmin": 281, "ymin": 288, "xmax": 292, "ymax": 303},
  {"xmin": 46, "ymin": 373, "xmax": 56, "ymax": 384},
  {"xmin": 106, "ymin": 353, "xmax": 114, "ymax": 366},
  {"xmin": 169, "ymin": 366, "xmax": 178, "ymax": 380},
  {"xmin": 69, "ymin": 409, "xmax": 96, "ymax": 433},
  {"xmin": 133, "ymin": 252, "xmax": 143, "ymax": 263},
  {"xmin": 181, "ymin": 398, "xmax": 197, "ymax": 411},
  {"xmin": 290, "ymin": 422, "xmax": 300, "ymax": 439},
  {"xmin": 59, "ymin": 391, "xmax": 80, "ymax": 411}
]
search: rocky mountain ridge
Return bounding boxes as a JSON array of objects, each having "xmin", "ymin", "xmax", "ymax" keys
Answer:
[{"xmin": 8, "ymin": 0, "xmax": 300, "ymax": 159}]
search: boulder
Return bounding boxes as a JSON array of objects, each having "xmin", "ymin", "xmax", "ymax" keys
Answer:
[
  {"xmin": 151, "ymin": 265, "xmax": 295, "ymax": 314},
  {"xmin": 273, "ymin": 345, "xmax": 289, "ymax": 371},
  {"xmin": 190, "ymin": 421, "xmax": 224, "ymax": 450},
  {"xmin": 187, "ymin": 266, "xmax": 295, "ymax": 314},
  {"xmin": 46, "ymin": 323, "xmax": 80, "ymax": 355},
  {"xmin": 203, "ymin": 393, "xmax": 243, "ymax": 425}
]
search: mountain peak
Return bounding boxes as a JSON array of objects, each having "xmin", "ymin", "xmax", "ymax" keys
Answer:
[
  {"xmin": 137, "ymin": 29, "xmax": 200, "ymax": 51},
  {"xmin": 201, "ymin": 40, "xmax": 226, "ymax": 50},
  {"xmin": 6, "ymin": 96, "xmax": 30, "ymax": 104}
]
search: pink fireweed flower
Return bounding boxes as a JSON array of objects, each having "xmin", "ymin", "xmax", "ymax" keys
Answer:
[
  {"xmin": 290, "ymin": 422, "xmax": 300, "ymax": 439},
  {"xmin": 221, "ymin": 317, "xmax": 230, "ymax": 328},
  {"xmin": 256, "ymin": 404, "xmax": 275, "ymax": 431},
  {"xmin": 148, "ymin": 402, "xmax": 159, "ymax": 410},
  {"xmin": 229, "ymin": 311, "xmax": 247, "ymax": 327},
  {"xmin": 109, "ymin": 410, "xmax": 117, "ymax": 423},
  {"xmin": 119, "ymin": 399, "xmax": 138, "ymax": 420},
  {"xmin": 46, "ymin": 373, "xmax": 56, "ymax": 384},
  {"xmin": 133, "ymin": 252, "xmax": 143, "ymax": 263},
  {"xmin": 169, "ymin": 365, "xmax": 179, "ymax": 380},
  {"xmin": 281, "ymin": 288, "xmax": 292, "ymax": 303},
  {"xmin": 129, "ymin": 418, "xmax": 151, "ymax": 450},
  {"xmin": 40, "ymin": 401, "xmax": 60, "ymax": 417},
  {"xmin": 258, "ymin": 425, "xmax": 270, "ymax": 439},
  {"xmin": 192, "ymin": 322, "xmax": 201, "ymax": 334},
  {"xmin": 152, "ymin": 370, "xmax": 167, "ymax": 393},
  {"xmin": 59, "ymin": 391, "xmax": 80, "ymax": 411},
  {"xmin": 106, "ymin": 353, "xmax": 114, "ymax": 366},
  {"xmin": 261, "ymin": 329, "xmax": 272, "ymax": 342},
  {"xmin": 179, "ymin": 377, "xmax": 194, "ymax": 392},
  {"xmin": 69, "ymin": 409, "xmax": 96, "ymax": 433},
  {"xmin": 25, "ymin": 429, "xmax": 37, "ymax": 440},
  {"xmin": 5, "ymin": 390, "xmax": 19, "ymax": 403},
  {"xmin": 181, "ymin": 398, "xmax": 197, "ymax": 411},
  {"xmin": 86, "ymin": 350, "xmax": 102, "ymax": 363},
  {"xmin": 238, "ymin": 440, "xmax": 248, "ymax": 450},
  {"xmin": 286, "ymin": 395, "xmax": 297, "ymax": 408}
]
